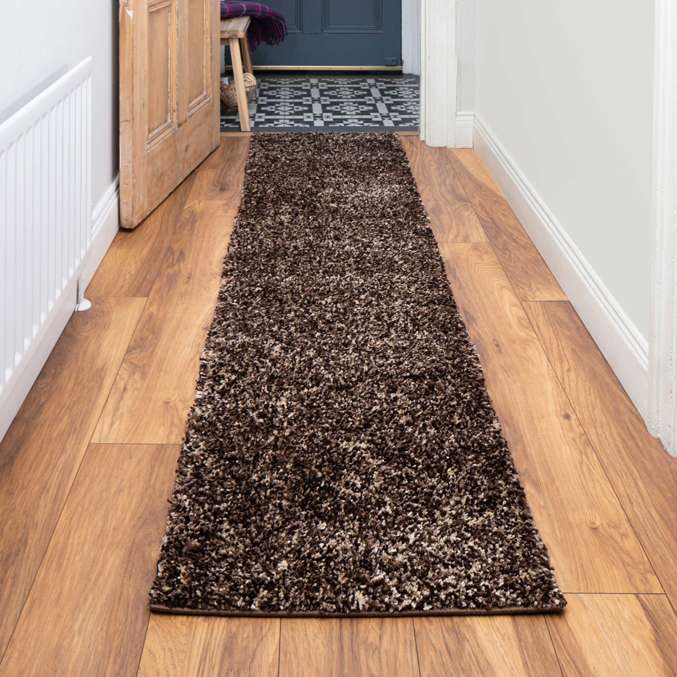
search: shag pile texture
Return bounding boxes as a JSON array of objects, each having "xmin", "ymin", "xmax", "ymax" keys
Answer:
[{"xmin": 150, "ymin": 134, "xmax": 566, "ymax": 617}]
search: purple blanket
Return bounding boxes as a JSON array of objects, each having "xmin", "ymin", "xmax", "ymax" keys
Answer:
[{"xmin": 221, "ymin": 2, "xmax": 287, "ymax": 50}]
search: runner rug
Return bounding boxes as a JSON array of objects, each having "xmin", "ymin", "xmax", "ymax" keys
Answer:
[{"xmin": 150, "ymin": 134, "xmax": 566, "ymax": 617}]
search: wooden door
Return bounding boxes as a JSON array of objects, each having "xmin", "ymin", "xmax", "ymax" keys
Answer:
[
  {"xmin": 119, "ymin": 0, "xmax": 221, "ymax": 228},
  {"xmin": 249, "ymin": 0, "xmax": 402, "ymax": 67}
]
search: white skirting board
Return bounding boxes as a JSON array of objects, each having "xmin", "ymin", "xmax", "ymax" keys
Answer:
[
  {"xmin": 0, "ymin": 181, "xmax": 119, "ymax": 442},
  {"xmin": 455, "ymin": 111, "xmax": 474, "ymax": 149},
  {"xmin": 472, "ymin": 116, "xmax": 650, "ymax": 418},
  {"xmin": 81, "ymin": 179, "xmax": 120, "ymax": 291}
]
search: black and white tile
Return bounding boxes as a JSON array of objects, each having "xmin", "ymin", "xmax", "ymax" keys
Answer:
[{"xmin": 221, "ymin": 74, "xmax": 419, "ymax": 132}]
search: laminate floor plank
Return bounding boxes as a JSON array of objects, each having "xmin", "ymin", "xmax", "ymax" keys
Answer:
[
  {"xmin": 413, "ymin": 615, "xmax": 562, "ymax": 676},
  {"xmin": 446, "ymin": 150, "xmax": 567, "ymax": 302},
  {"xmin": 279, "ymin": 618, "xmax": 420, "ymax": 677},
  {"xmin": 87, "ymin": 173, "xmax": 196, "ymax": 298},
  {"xmin": 401, "ymin": 136, "xmax": 487, "ymax": 244},
  {"xmin": 442, "ymin": 243, "xmax": 660, "ymax": 594},
  {"xmin": 0, "ymin": 444, "xmax": 178, "ymax": 677},
  {"xmin": 524, "ymin": 301, "xmax": 677, "ymax": 608},
  {"xmin": 0, "ymin": 298, "xmax": 146, "ymax": 659},
  {"xmin": 92, "ymin": 141, "xmax": 249, "ymax": 445},
  {"xmin": 138, "ymin": 615, "xmax": 280, "ymax": 677},
  {"xmin": 453, "ymin": 148, "xmax": 502, "ymax": 194},
  {"xmin": 92, "ymin": 202, "xmax": 236, "ymax": 444},
  {"xmin": 88, "ymin": 139, "xmax": 248, "ymax": 299},
  {"xmin": 187, "ymin": 139, "xmax": 248, "ymax": 205},
  {"xmin": 547, "ymin": 594, "xmax": 677, "ymax": 676}
]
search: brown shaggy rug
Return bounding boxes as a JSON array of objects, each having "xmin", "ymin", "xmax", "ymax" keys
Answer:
[{"xmin": 149, "ymin": 134, "xmax": 566, "ymax": 617}]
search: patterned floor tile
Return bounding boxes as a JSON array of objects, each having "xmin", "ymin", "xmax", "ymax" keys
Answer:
[{"xmin": 221, "ymin": 74, "xmax": 419, "ymax": 132}]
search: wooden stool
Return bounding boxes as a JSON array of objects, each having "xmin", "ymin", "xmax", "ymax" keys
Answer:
[{"xmin": 221, "ymin": 16, "xmax": 253, "ymax": 132}]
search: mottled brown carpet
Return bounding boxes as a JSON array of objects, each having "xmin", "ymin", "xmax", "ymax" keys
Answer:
[{"xmin": 150, "ymin": 134, "xmax": 566, "ymax": 617}]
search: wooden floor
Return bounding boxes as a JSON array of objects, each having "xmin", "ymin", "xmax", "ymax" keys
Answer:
[{"xmin": 0, "ymin": 136, "xmax": 675, "ymax": 676}]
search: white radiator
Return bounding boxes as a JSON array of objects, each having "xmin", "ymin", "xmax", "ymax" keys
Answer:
[{"xmin": 0, "ymin": 58, "xmax": 93, "ymax": 441}]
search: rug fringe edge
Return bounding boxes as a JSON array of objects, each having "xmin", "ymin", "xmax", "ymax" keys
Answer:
[{"xmin": 149, "ymin": 603, "xmax": 567, "ymax": 618}]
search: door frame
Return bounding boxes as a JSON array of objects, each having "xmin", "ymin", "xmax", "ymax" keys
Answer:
[
  {"xmin": 419, "ymin": 0, "xmax": 458, "ymax": 147},
  {"xmin": 402, "ymin": 0, "xmax": 420, "ymax": 75},
  {"xmin": 649, "ymin": 0, "xmax": 677, "ymax": 456}
]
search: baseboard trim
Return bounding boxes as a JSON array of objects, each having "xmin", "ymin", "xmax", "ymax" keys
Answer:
[
  {"xmin": 473, "ymin": 116, "xmax": 649, "ymax": 417},
  {"xmin": 455, "ymin": 111, "xmax": 474, "ymax": 149},
  {"xmin": 81, "ymin": 177, "xmax": 120, "ymax": 291},
  {"xmin": 0, "ymin": 179, "xmax": 119, "ymax": 442}
]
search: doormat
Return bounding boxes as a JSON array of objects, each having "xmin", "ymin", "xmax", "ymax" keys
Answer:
[{"xmin": 150, "ymin": 134, "xmax": 566, "ymax": 617}]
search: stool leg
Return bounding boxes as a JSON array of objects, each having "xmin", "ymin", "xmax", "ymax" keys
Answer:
[
  {"xmin": 240, "ymin": 36, "xmax": 253, "ymax": 75},
  {"xmin": 229, "ymin": 37, "xmax": 251, "ymax": 132}
]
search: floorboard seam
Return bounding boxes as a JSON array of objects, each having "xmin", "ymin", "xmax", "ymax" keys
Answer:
[
  {"xmin": 276, "ymin": 618, "xmax": 282, "ymax": 677},
  {"xmin": 133, "ymin": 615, "xmax": 152, "ymax": 677},
  {"xmin": 90, "ymin": 297, "xmax": 149, "ymax": 444},
  {"xmin": 544, "ymin": 614, "xmax": 567, "ymax": 677},
  {"xmin": 411, "ymin": 618, "xmax": 424, "ymax": 677}
]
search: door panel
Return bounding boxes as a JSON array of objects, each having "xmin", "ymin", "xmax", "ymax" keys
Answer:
[
  {"xmin": 249, "ymin": 0, "xmax": 401, "ymax": 67},
  {"xmin": 186, "ymin": 0, "xmax": 210, "ymax": 109},
  {"xmin": 147, "ymin": 1, "xmax": 175, "ymax": 140},
  {"xmin": 120, "ymin": 0, "xmax": 220, "ymax": 229},
  {"xmin": 270, "ymin": 0, "xmax": 303, "ymax": 33},
  {"xmin": 322, "ymin": 1, "xmax": 382, "ymax": 33}
]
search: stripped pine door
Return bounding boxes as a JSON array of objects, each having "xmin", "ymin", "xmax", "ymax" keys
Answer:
[{"xmin": 119, "ymin": 0, "xmax": 221, "ymax": 228}]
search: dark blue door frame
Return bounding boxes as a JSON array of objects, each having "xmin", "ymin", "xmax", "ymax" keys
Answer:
[{"xmin": 249, "ymin": 1, "xmax": 402, "ymax": 68}]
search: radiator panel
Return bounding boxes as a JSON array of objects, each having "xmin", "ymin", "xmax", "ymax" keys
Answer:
[{"xmin": 0, "ymin": 58, "xmax": 92, "ymax": 440}]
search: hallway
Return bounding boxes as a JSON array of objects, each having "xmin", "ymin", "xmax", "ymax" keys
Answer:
[{"xmin": 0, "ymin": 136, "xmax": 674, "ymax": 676}]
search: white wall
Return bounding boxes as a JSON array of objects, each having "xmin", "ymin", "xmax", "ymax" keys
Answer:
[
  {"xmin": 0, "ymin": 0, "xmax": 119, "ymax": 206},
  {"xmin": 474, "ymin": 0, "xmax": 655, "ymax": 339},
  {"xmin": 456, "ymin": 0, "xmax": 476, "ymax": 112}
]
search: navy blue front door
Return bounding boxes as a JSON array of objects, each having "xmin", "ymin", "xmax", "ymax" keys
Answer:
[{"xmin": 252, "ymin": 1, "xmax": 402, "ymax": 67}]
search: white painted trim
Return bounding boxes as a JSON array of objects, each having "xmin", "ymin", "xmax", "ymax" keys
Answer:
[
  {"xmin": 649, "ymin": 0, "xmax": 677, "ymax": 456},
  {"xmin": 81, "ymin": 177, "xmax": 120, "ymax": 290},
  {"xmin": 455, "ymin": 111, "xmax": 474, "ymax": 148},
  {"xmin": 473, "ymin": 116, "xmax": 650, "ymax": 418},
  {"xmin": 420, "ymin": 0, "xmax": 457, "ymax": 147},
  {"xmin": 402, "ymin": 0, "xmax": 421, "ymax": 75},
  {"xmin": 0, "ymin": 180, "xmax": 119, "ymax": 442}
]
